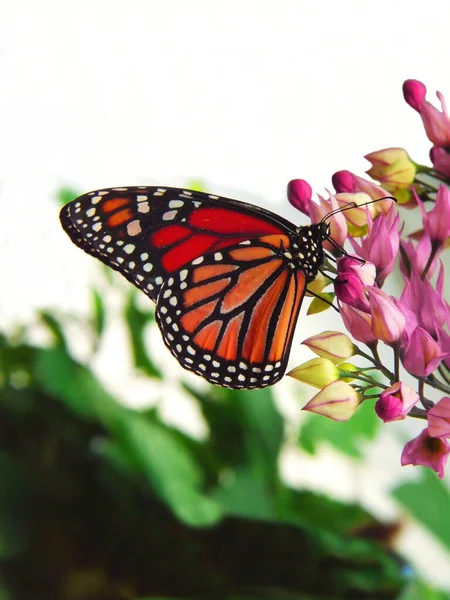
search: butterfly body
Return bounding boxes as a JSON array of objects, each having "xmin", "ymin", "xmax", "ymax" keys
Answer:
[{"xmin": 60, "ymin": 187, "xmax": 328, "ymax": 388}]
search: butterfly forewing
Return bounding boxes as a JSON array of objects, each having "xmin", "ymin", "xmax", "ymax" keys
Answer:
[{"xmin": 60, "ymin": 186, "xmax": 314, "ymax": 388}]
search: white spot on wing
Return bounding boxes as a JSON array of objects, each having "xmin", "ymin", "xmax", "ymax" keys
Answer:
[{"xmin": 127, "ymin": 220, "xmax": 142, "ymax": 236}]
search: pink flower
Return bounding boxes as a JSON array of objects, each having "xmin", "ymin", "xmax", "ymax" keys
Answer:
[
  {"xmin": 400, "ymin": 272, "xmax": 447, "ymax": 341},
  {"xmin": 339, "ymin": 303, "xmax": 377, "ymax": 346},
  {"xmin": 430, "ymin": 146, "xmax": 450, "ymax": 178},
  {"xmin": 400, "ymin": 234, "xmax": 440, "ymax": 279},
  {"xmin": 416, "ymin": 185, "xmax": 450, "ymax": 247},
  {"xmin": 375, "ymin": 382, "xmax": 419, "ymax": 422},
  {"xmin": 287, "ymin": 179, "xmax": 312, "ymax": 216},
  {"xmin": 309, "ymin": 192, "xmax": 348, "ymax": 249},
  {"xmin": 403, "ymin": 79, "xmax": 450, "ymax": 147},
  {"xmin": 402, "ymin": 327, "xmax": 448, "ymax": 377},
  {"xmin": 302, "ymin": 380, "xmax": 361, "ymax": 421},
  {"xmin": 392, "ymin": 298, "xmax": 418, "ymax": 348},
  {"xmin": 427, "ymin": 397, "xmax": 450, "ymax": 439},
  {"xmin": 334, "ymin": 256, "xmax": 375, "ymax": 311},
  {"xmin": 367, "ymin": 287, "xmax": 405, "ymax": 345},
  {"xmin": 349, "ymin": 205, "xmax": 400, "ymax": 286},
  {"xmin": 401, "ymin": 428, "xmax": 450, "ymax": 478}
]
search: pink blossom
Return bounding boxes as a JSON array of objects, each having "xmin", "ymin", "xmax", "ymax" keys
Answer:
[
  {"xmin": 427, "ymin": 397, "xmax": 450, "ymax": 439},
  {"xmin": 375, "ymin": 382, "xmax": 419, "ymax": 422},
  {"xmin": 287, "ymin": 179, "xmax": 312, "ymax": 216},
  {"xmin": 392, "ymin": 298, "xmax": 418, "ymax": 348},
  {"xmin": 402, "ymin": 79, "xmax": 450, "ymax": 147},
  {"xmin": 416, "ymin": 185, "xmax": 450, "ymax": 246},
  {"xmin": 367, "ymin": 287, "xmax": 405, "ymax": 345},
  {"xmin": 430, "ymin": 146, "xmax": 450, "ymax": 178},
  {"xmin": 400, "ymin": 272, "xmax": 447, "ymax": 341},
  {"xmin": 402, "ymin": 327, "xmax": 448, "ymax": 377},
  {"xmin": 401, "ymin": 428, "xmax": 450, "ymax": 478},
  {"xmin": 339, "ymin": 303, "xmax": 377, "ymax": 346},
  {"xmin": 309, "ymin": 192, "xmax": 348, "ymax": 249},
  {"xmin": 334, "ymin": 256, "xmax": 375, "ymax": 311},
  {"xmin": 350, "ymin": 205, "xmax": 400, "ymax": 286},
  {"xmin": 400, "ymin": 234, "xmax": 440, "ymax": 279}
]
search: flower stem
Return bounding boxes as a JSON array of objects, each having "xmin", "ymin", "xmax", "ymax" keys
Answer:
[
  {"xmin": 438, "ymin": 364, "xmax": 450, "ymax": 386},
  {"xmin": 425, "ymin": 374, "xmax": 450, "ymax": 395},
  {"xmin": 421, "ymin": 243, "xmax": 439, "ymax": 280}
]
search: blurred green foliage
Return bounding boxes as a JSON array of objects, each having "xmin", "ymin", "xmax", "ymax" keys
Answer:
[{"xmin": 0, "ymin": 189, "xmax": 449, "ymax": 599}]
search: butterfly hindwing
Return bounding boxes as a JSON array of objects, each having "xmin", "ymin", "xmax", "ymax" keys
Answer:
[{"xmin": 155, "ymin": 238, "xmax": 307, "ymax": 388}]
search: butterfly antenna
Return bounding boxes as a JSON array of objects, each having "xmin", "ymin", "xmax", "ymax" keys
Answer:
[{"xmin": 320, "ymin": 195, "xmax": 397, "ymax": 224}]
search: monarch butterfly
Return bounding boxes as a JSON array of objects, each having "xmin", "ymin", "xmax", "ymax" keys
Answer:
[{"xmin": 60, "ymin": 186, "xmax": 333, "ymax": 389}]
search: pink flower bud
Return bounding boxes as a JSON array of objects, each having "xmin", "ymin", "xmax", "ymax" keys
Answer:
[
  {"xmin": 402, "ymin": 79, "xmax": 427, "ymax": 112},
  {"xmin": 430, "ymin": 146, "xmax": 450, "ymax": 178},
  {"xmin": 339, "ymin": 303, "xmax": 377, "ymax": 346},
  {"xmin": 288, "ymin": 357, "xmax": 339, "ymax": 389},
  {"xmin": 302, "ymin": 330, "xmax": 355, "ymax": 364},
  {"xmin": 287, "ymin": 179, "xmax": 312, "ymax": 216},
  {"xmin": 427, "ymin": 397, "xmax": 450, "ymax": 438},
  {"xmin": 367, "ymin": 287, "xmax": 405, "ymax": 344},
  {"xmin": 334, "ymin": 256, "xmax": 375, "ymax": 311},
  {"xmin": 375, "ymin": 382, "xmax": 419, "ymax": 422},
  {"xmin": 401, "ymin": 428, "xmax": 450, "ymax": 479},
  {"xmin": 404, "ymin": 80, "xmax": 450, "ymax": 147},
  {"xmin": 402, "ymin": 327, "xmax": 448, "ymax": 377},
  {"xmin": 416, "ymin": 185, "xmax": 450, "ymax": 246},
  {"xmin": 302, "ymin": 381, "xmax": 361, "ymax": 421},
  {"xmin": 332, "ymin": 170, "xmax": 357, "ymax": 193}
]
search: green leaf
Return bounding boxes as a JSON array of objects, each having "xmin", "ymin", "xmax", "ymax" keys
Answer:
[
  {"xmin": 124, "ymin": 290, "xmax": 161, "ymax": 379},
  {"xmin": 398, "ymin": 577, "xmax": 450, "ymax": 600},
  {"xmin": 392, "ymin": 468, "xmax": 450, "ymax": 551},
  {"xmin": 213, "ymin": 466, "xmax": 277, "ymax": 519},
  {"xmin": 307, "ymin": 293, "xmax": 335, "ymax": 315},
  {"xmin": 34, "ymin": 347, "xmax": 121, "ymax": 421},
  {"xmin": 91, "ymin": 289, "xmax": 106, "ymax": 340},
  {"xmin": 299, "ymin": 398, "xmax": 380, "ymax": 458},
  {"xmin": 0, "ymin": 453, "xmax": 29, "ymax": 560},
  {"xmin": 238, "ymin": 387, "xmax": 284, "ymax": 467},
  {"xmin": 56, "ymin": 186, "xmax": 80, "ymax": 207},
  {"xmin": 112, "ymin": 414, "xmax": 222, "ymax": 526},
  {"xmin": 38, "ymin": 310, "xmax": 68, "ymax": 350}
]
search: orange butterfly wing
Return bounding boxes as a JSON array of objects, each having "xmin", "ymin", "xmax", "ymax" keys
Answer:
[{"xmin": 156, "ymin": 238, "xmax": 306, "ymax": 388}]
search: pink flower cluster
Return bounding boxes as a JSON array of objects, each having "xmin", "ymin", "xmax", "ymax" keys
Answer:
[{"xmin": 287, "ymin": 79, "xmax": 450, "ymax": 478}]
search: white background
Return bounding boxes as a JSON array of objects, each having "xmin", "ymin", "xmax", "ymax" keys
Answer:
[{"xmin": 2, "ymin": 0, "xmax": 450, "ymax": 588}]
